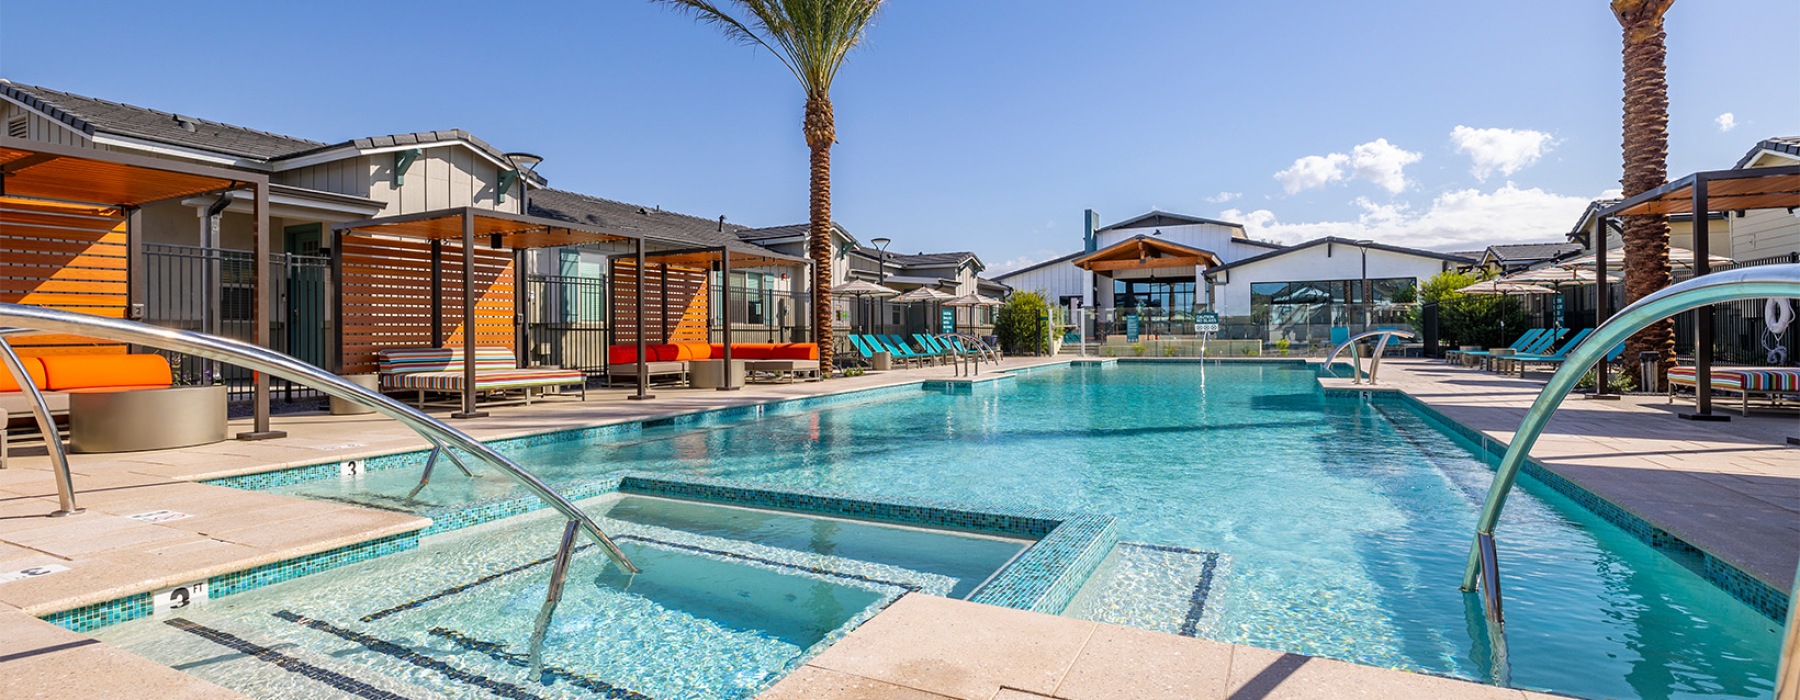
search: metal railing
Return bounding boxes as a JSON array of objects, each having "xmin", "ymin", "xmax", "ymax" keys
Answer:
[
  {"xmin": 1324, "ymin": 329, "xmax": 1417, "ymax": 385},
  {"xmin": 1452, "ymin": 265, "xmax": 1799, "ymax": 693},
  {"xmin": 0, "ymin": 300, "xmax": 638, "ymax": 567},
  {"xmin": 934, "ymin": 332, "xmax": 1000, "ymax": 377}
]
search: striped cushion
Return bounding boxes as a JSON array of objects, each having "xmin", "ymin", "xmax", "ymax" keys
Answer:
[
  {"xmin": 387, "ymin": 368, "xmax": 585, "ymax": 392},
  {"xmin": 378, "ymin": 347, "xmax": 517, "ymax": 375},
  {"xmin": 1669, "ymin": 366, "xmax": 1800, "ymax": 392}
]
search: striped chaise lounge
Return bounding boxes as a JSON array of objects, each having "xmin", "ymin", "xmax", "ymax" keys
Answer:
[
  {"xmin": 378, "ymin": 347, "xmax": 586, "ymax": 408},
  {"xmin": 1668, "ymin": 366, "xmax": 1800, "ymax": 415}
]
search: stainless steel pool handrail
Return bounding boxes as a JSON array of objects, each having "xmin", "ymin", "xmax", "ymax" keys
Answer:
[
  {"xmin": 934, "ymin": 332, "xmax": 999, "ymax": 377},
  {"xmin": 1454, "ymin": 265, "xmax": 1799, "ymax": 690},
  {"xmin": 0, "ymin": 332, "xmax": 79, "ymax": 515},
  {"xmin": 1324, "ymin": 329, "xmax": 1416, "ymax": 385},
  {"xmin": 0, "ymin": 302, "xmax": 638, "ymax": 574}
]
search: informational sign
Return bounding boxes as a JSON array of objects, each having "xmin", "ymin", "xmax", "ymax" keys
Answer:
[
  {"xmin": 1196, "ymin": 312, "xmax": 1220, "ymax": 335},
  {"xmin": 152, "ymin": 581, "xmax": 209, "ymax": 618},
  {"xmin": 941, "ymin": 308, "xmax": 955, "ymax": 334},
  {"xmin": 1126, "ymin": 314, "xmax": 1140, "ymax": 342},
  {"xmin": 1552, "ymin": 294, "xmax": 1564, "ymax": 326},
  {"xmin": 127, "ymin": 510, "xmax": 191, "ymax": 524}
]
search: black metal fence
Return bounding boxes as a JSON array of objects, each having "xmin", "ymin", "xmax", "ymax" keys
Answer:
[
  {"xmin": 524, "ymin": 273, "xmax": 609, "ymax": 375},
  {"xmin": 142, "ymin": 243, "xmax": 331, "ymax": 403}
]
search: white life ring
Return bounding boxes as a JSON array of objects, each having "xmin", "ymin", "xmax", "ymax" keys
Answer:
[{"xmin": 1767, "ymin": 298, "xmax": 1795, "ymax": 335}]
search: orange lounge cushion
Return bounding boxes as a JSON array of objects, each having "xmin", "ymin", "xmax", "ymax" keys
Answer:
[
  {"xmin": 39, "ymin": 354, "xmax": 174, "ymax": 392},
  {"xmin": 0, "ymin": 356, "xmax": 48, "ymax": 393}
]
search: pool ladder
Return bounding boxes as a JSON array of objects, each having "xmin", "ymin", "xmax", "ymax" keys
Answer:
[
  {"xmin": 1324, "ymin": 329, "xmax": 1416, "ymax": 385},
  {"xmin": 1451, "ymin": 265, "xmax": 1800, "ymax": 699},
  {"xmin": 0, "ymin": 302, "xmax": 637, "ymax": 677},
  {"xmin": 933, "ymin": 332, "xmax": 1001, "ymax": 377}
]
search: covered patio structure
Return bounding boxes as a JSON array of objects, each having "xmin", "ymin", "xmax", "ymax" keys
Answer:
[
  {"xmin": 1591, "ymin": 163, "xmax": 1800, "ymax": 418},
  {"xmin": 1073, "ymin": 234, "xmax": 1221, "ymax": 338},
  {"xmin": 1, "ymin": 135, "xmax": 286, "ymax": 440}
]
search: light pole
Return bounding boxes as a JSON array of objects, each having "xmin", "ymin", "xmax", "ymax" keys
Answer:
[
  {"xmin": 504, "ymin": 152, "xmax": 543, "ymax": 213},
  {"xmin": 871, "ymin": 236, "xmax": 892, "ymax": 334},
  {"xmin": 504, "ymin": 153, "xmax": 544, "ymax": 370},
  {"xmin": 1355, "ymin": 239, "xmax": 1374, "ymax": 330}
]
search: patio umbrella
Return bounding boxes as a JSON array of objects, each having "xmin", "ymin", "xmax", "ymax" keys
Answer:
[
  {"xmin": 1558, "ymin": 247, "xmax": 1735, "ymax": 271},
  {"xmin": 832, "ymin": 279, "xmax": 899, "ymax": 335},
  {"xmin": 1456, "ymin": 280, "xmax": 1555, "ymax": 346},
  {"xmin": 893, "ymin": 287, "xmax": 956, "ymax": 334},
  {"xmin": 1503, "ymin": 267, "xmax": 1619, "ymax": 331},
  {"xmin": 942, "ymin": 293, "xmax": 1002, "ymax": 335}
]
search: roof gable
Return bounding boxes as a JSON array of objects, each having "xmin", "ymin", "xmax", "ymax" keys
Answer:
[
  {"xmin": 1205, "ymin": 236, "xmax": 1474, "ymax": 276},
  {"xmin": 1097, "ymin": 210, "xmax": 1244, "ymax": 233},
  {"xmin": 1735, "ymin": 136, "xmax": 1800, "ymax": 169},
  {"xmin": 1, "ymin": 80, "xmax": 322, "ymax": 161},
  {"xmin": 528, "ymin": 189, "xmax": 750, "ymax": 249},
  {"xmin": 1073, "ymin": 234, "xmax": 1221, "ymax": 271}
]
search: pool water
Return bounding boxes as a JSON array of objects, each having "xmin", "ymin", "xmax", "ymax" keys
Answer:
[
  {"xmin": 265, "ymin": 362, "xmax": 1779, "ymax": 699},
  {"xmin": 95, "ymin": 492, "xmax": 1025, "ymax": 699}
]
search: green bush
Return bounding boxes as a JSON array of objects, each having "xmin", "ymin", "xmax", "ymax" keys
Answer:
[
  {"xmin": 1162, "ymin": 345, "xmax": 1179, "ymax": 357},
  {"xmin": 995, "ymin": 290, "xmax": 1051, "ymax": 355},
  {"xmin": 1409, "ymin": 270, "xmax": 1531, "ymax": 349},
  {"xmin": 1273, "ymin": 338, "xmax": 1291, "ymax": 356},
  {"xmin": 1131, "ymin": 342, "xmax": 1147, "ymax": 356}
]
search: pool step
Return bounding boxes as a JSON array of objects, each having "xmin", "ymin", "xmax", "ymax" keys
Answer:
[
  {"xmin": 151, "ymin": 616, "xmax": 456, "ymax": 700},
  {"xmin": 1061, "ymin": 542, "xmax": 1225, "ymax": 637}
]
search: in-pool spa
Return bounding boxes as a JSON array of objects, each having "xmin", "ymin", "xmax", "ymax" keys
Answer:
[
  {"xmin": 162, "ymin": 362, "xmax": 1779, "ymax": 699},
  {"xmin": 92, "ymin": 492, "xmax": 1037, "ymax": 699}
]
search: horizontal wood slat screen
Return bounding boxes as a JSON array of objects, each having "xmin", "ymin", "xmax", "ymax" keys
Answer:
[
  {"xmin": 609, "ymin": 259, "xmax": 710, "ymax": 344},
  {"xmin": 0, "ymin": 198, "xmax": 130, "ymax": 356},
  {"xmin": 338, "ymin": 235, "xmax": 515, "ymax": 373}
]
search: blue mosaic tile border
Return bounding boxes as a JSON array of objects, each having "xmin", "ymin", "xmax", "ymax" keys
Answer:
[
  {"xmin": 41, "ymin": 592, "xmax": 152, "ymax": 633},
  {"xmin": 1326, "ymin": 386, "xmax": 1790, "ymax": 622},
  {"xmin": 616, "ymin": 472, "xmax": 1067, "ymax": 537},
  {"xmin": 209, "ymin": 531, "xmax": 421, "ymax": 599},
  {"xmin": 971, "ymin": 515, "xmax": 1120, "ymax": 614}
]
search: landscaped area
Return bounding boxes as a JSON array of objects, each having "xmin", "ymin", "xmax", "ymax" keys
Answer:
[{"xmin": 2, "ymin": 2, "xmax": 1798, "ymax": 700}]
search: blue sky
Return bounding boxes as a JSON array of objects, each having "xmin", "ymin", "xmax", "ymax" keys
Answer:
[{"xmin": 4, "ymin": 1, "xmax": 1795, "ymax": 271}]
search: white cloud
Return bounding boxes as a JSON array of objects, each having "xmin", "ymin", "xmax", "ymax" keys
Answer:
[
  {"xmin": 1274, "ymin": 139, "xmax": 1420, "ymax": 195},
  {"xmin": 1716, "ymin": 112, "xmax": 1737, "ymax": 132},
  {"xmin": 1205, "ymin": 191, "xmax": 1242, "ymax": 204},
  {"xmin": 1450, "ymin": 126, "xmax": 1555, "ymax": 180},
  {"xmin": 1220, "ymin": 182, "xmax": 1595, "ymax": 250},
  {"xmin": 990, "ymin": 249, "xmax": 1067, "ymax": 275}
]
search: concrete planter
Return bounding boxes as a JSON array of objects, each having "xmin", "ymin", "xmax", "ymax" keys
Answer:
[
  {"xmin": 70, "ymin": 385, "xmax": 227, "ymax": 453},
  {"xmin": 332, "ymin": 374, "xmax": 380, "ymax": 415}
]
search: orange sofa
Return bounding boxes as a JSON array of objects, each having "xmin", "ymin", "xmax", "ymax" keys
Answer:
[
  {"xmin": 605, "ymin": 343, "xmax": 818, "ymax": 385},
  {"xmin": 2, "ymin": 354, "xmax": 174, "ymax": 420}
]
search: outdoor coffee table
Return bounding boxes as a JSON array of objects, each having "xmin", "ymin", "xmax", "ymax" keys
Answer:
[
  {"xmin": 688, "ymin": 359, "xmax": 746, "ymax": 389},
  {"xmin": 745, "ymin": 359, "xmax": 821, "ymax": 383},
  {"xmin": 68, "ymin": 385, "xmax": 228, "ymax": 453}
]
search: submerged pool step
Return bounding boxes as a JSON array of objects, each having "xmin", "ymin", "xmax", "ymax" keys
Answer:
[
  {"xmin": 1062, "ymin": 542, "xmax": 1226, "ymax": 637},
  {"xmin": 154, "ymin": 615, "xmax": 457, "ymax": 700}
]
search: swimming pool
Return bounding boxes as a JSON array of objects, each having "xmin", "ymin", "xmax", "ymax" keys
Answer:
[{"xmin": 245, "ymin": 362, "xmax": 1779, "ymax": 698}]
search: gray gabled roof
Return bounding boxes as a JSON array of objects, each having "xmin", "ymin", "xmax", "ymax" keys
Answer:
[
  {"xmin": 280, "ymin": 129, "xmax": 519, "ymax": 172},
  {"xmin": 892, "ymin": 250, "xmax": 981, "ymax": 268},
  {"xmin": 1204, "ymin": 236, "xmax": 1475, "ymax": 276},
  {"xmin": 990, "ymin": 250, "xmax": 1084, "ymax": 281},
  {"xmin": 1734, "ymin": 136, "xmax": 1800, "ymax": 169},
  {"xmin": 0, "ymin": 80, "xmax": 323, "ymax": 161},
  {"xmin": 528, "ymin": 188, "xmax": 749, "ymax": 249},
  {"xmin": 1097, "ymin": 210, "xmax": 1245, "ymax": 233},
  {"xmin": 1483, "ymin": 242, "xmax": 1583, "ymax": 262}
]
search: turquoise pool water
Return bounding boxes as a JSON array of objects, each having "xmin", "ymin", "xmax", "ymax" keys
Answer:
[{"xmin": 266, "ymin": 362, "xmax": 1781, "ymax": 699}]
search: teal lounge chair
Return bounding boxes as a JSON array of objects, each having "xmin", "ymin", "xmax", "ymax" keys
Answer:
[
  {"xmin": 886, "ymin": 334, "xmax": 940, "ymax": 365},
  {"xmin": 1518, "ymin": 342, "xmax": 1627, "ymax": 376},
  {"xmin": 846, "ymin": 334, "xmax": 879, "ymax": 367},
  {"xmin": 916, "ymin": 333, "xmax": 963, "ymax": 359},
  {"xmin": 870, "ymin": 335, "xmax": 927, "ymax": 367},
  {"xmin": 1463, "ymin": 328, "xmax": 1565, "ymax": 370},
  {"xmin": 1498, "ymin": 329, "xmax": 1598, "ymax": 375},
  {"xmin": 1447, "ymin": 328, "xmax": 1544, "ymax": 363}
]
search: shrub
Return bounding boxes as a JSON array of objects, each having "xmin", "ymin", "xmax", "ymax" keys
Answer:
[
  {"xmin": 1410, "ymin": 270, "xmax": 1531, "ymax": 349},
  {"xmin": 1130, "ymin": 342, "xmax": 1147, "ymax": 356},
  {"xmin": 1273, "ymin": 338, "xmax": 1291, "ymax": 356},
  {"xmin": 1162, "ymin": 345, "xmax": 1179, "ymax": 357},
  {"xmin": 995, "ymin": 290, "xmax": 1051, "ymax": 355}
]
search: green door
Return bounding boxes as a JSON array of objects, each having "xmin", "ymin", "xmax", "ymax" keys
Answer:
[{"xmin": 284, "ymin": 224, "xmax": 327, "ymax": 367}]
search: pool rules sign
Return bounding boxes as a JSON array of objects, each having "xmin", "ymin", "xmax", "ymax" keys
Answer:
[{"xmin": 1197, "ymin": 312, "xmax": 1220, "ymax": 335}]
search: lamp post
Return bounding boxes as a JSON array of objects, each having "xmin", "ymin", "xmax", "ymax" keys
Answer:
[
  {"xmin": 504, "ymin": 152, "xmax": 543, "ymax": 213},
  {"xmin": 1355, "ymin": 239, "xmax": 1374, "ymax": 330},
  {"xmin": 505, "ymin": 153, "xmax": 544, "ymax": 370},
  {"xmin": 871, "ymin": 236, "xmax": 892, "ymax": 335}
]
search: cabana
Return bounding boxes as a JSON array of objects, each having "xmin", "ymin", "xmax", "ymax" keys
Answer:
[
  {"xmin": 1, "ymin": 135, "xmax": 286, "ymax": 440},
  {"xmin": 1592, "ymin": 164, "xmax": 1800, "ymax": 418}
]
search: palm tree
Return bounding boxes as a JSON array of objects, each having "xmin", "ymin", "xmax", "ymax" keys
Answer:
[
  {"xmin": 1612, "ymin": 0, "xmax": 1676, "ymax": 379},
  {"xmin": 655, "ymin": 0, "xmax": 886, "ymax": 375}
]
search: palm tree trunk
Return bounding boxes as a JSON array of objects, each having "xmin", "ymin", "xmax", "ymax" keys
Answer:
[
  {"xmin": 1614, "ymin": 0, "xmax": 1675, "ymax": 380},
  {"xmin": 805, "ymin": 96, "xmax": 837, "ymax": 374}
]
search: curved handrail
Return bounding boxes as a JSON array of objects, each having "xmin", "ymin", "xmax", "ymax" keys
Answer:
[
  {"xmin": 1324, "ymin": 328, "xmax": 1417, "ymax": 384},
  {"xmin": 1456, "ymin": 265, "xmax": 1800, "ymax": 687},
  {"xmin": 0, "ymin": 302, "xmax": 638, "ymax": 574},
  {"xmin": 934, "ymin": 332, "xmax": 1000, "ymax": 376}
]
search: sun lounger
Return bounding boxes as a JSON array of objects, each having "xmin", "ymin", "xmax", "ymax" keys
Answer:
[
  {"xmin": 1493, "ymin": 329, "xmax": 1595, "ymax": 375},
  {"xmin": 1669, "ymin": 366, "xmax": 1800, "ymax": 415},
  {"xmin": 880, "ymin": 335, "xmax": 933, "ymax": 365},
  {"xmin": 1447, "ymin": 329, "xmax": 1544, "ymax": 363},
  {"xmin": 871, "ymin": 335, "xmax": 928, "ymax": 366},
  {"xmin": 380, "ymin": 347, "xmax": 586, "ymax": 408},
  {"xmin": 1463, "ymin": 329, "xmax": 1566, "ymax": 370}
]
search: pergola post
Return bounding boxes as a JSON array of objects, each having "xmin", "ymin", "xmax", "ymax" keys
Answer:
[
  {"xmin": 453, "ymin": 209, "xmax": 487, "ymax": 419},
  {"xmin": 719, "ymin": 246, "xmax": 738, "ymax": 391},
  {"xmin": 430, "ymin": 241, "xmax": 445, "ymax": 344},
  {"xmin": 1680, "ymin": 174, "xmax": 1724, "ymax": 421},
  {"xmin": 1589, "ymin": 214, "xmax": 1616, "ymax": 400},
  {"xmin": 237, "ymin": 181, "xmax": 285, "ymax": 440},
  {"xmin": 629, "ymin": 237, "xmax": 654, "ymax": 401}
]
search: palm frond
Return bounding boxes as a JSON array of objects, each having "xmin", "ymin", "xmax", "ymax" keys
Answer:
[{"xmin": 655, "ymin": 0, "xmax": 884, "ymax": 98}]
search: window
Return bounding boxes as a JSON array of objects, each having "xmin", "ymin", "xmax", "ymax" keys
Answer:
[{"xmin": 1113, "ymin": 278, "xmax": 1196, "ymax": 315}]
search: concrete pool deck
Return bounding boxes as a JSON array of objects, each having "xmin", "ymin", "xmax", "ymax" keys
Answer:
[{"xmin": 0, "ymin": 355, "xmax": 1790, "ymax": 698}]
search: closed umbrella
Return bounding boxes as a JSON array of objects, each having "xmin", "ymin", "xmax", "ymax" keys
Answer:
[
  {"xmin": 894, "ymin": 287, "xmax": 956, "ymax": 334},
  {"xmin": 1558, "ymin": 247, "xmax": 1734, "ymax": 271},
  {"xmin": 942, "ymin": 293, "xmax": 1002, "ymax": 334},
  {"xmin": 1457, "ymin": 279, "xmax": 1555, "ymax": 346}
]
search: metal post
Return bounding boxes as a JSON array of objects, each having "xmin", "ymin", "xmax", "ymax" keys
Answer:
[
  {"xmin": 0, "ymin": 334, "xmax": 81, "ymax": 516},
  {"xmin": 1590, "ymin": 215, "xmax": 1616, "ymax": 399},
  {"xmin": 238, "ymin": 183, "xmax": 285, "ymax": 440},
  {"xmin": 1681, "ymin": 175, "xmax": 1724, "ymax": 421},
  {"xmin": 430, "ymin": 241, "xmax": 445, "ymax": 344},
  {"xmin": 719, "ymin": 247, "xmax": 738, "ymax": 391},
  {"xmin": 629, "ymin": 238, "xmax": 653, "ymax": 400},
  {"xmin": 453, "ymin": 210, "xmax": 487, "ymax": 419}
]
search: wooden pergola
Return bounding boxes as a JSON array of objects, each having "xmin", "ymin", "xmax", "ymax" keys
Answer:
[
  {"xmin": 1071, "ymin": 235, "xmax": 1223, "ymax": 273},
  {"xmin": 1, "ymin": 135, "xmax": 286, "ymax": 439},
  {"xmin": 623, "ymin": 242, "xmax": 808, "ymax": 399},
  {"xmin": 1593, "ymin": 164, "xmax": 1800, "ymax": 417}
]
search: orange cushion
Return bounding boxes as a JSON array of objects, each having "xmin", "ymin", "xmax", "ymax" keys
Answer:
[
  {"xmin": 769, "ymin": 344, "xmax": 819, "ymax": 360},
  {"xmin": 673, "ymin": 343, "xmax": 713, "ymax": 361},
  {"xmin": 0, "ymin": 356, "xmax": 48, "ymax": 392},
  {"xmin": 39, "ymin": 354, "xmax": 173, "ymax": 391}
]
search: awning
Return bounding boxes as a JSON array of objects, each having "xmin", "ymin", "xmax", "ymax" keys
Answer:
[{"xmin": 1072, "ymin": 234, "xmax": 1221, "ymax": 273}]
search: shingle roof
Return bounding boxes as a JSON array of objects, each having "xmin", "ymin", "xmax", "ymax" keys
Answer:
[
  {"xmin": 280, "ymin": 129, "xmax": 519, "ymax": 171},
  {"xmin": 528, "ymin": 189, "xmax": 748, "ymax": 248},
  {"xmin": 1097, "ymin": 210, "xmax": 1244, "ymax": 233},
  {"xmin": 1204, "ymin": 236, "xmax": 1475, "ymax": 276},
  {"xmin": 0, "ymin": 80, "xmax": 322, "ymax": 161},
  {"xmin": 1484, "ymin": 242, "xmax": 1582, "ymax": 262},
  {"xmin": 1734, "ymin": 136, "xmax": 1800, "ymax": 169},
  {"xmin": 892, "ymin": 251, "xmax": 980, "ymax": 267},
  {"xmin": 735, "ymin": 224, "xmax": 810, "ymax": 241}
]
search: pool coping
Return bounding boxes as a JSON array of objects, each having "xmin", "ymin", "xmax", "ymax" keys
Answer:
[{"xmin": 1320, "ymin": 381, "xmax": 1790, "ymax": 622}]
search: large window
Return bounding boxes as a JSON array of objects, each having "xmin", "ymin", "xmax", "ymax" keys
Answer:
[
  {"xmin": 1112, "ymin": 278, "xmax": 1196, "ymax": 312},
  {"xmin": 1250, "ymin": 277, "xmax": 1415, "ymax": 308}
]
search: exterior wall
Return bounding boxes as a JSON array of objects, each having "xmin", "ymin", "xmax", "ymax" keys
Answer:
[
  {"xmin": 1094, "ymin": 222, "xmax": 1245, "ymax": 260},
  {"xmin": 2, "ymin": 102, "xmax": 101, "ymax": 149},
  {"xmin": 995, "ymin": 256, "xmax": 1088, "ymax": 304},
  {"xmin": 1726, "ymin": 209, "xmax": 1800, "ymax": 262},
  {"xmin": 275, "ymin": 146, "xmax": 521, "ymax": 216},
  {"xmin": 1208, "ymin": 244, "xmax": 1457, "ymax": 316}
]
